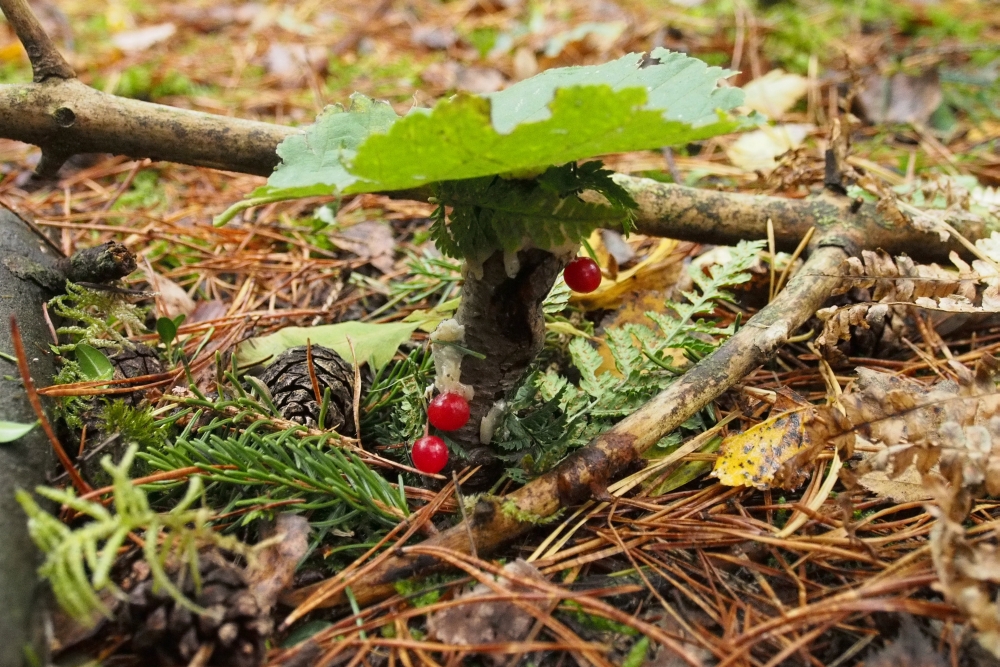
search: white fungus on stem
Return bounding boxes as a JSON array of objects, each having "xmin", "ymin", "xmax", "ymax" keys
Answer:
[{"xmin": 430, "ymin": 318, "xmax": 474, "ymax": 401}]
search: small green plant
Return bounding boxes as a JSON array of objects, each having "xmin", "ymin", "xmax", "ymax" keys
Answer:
[
  {"xmin": 142, "ymin": 391, "xmax": 410, "ymax": 535},
  {"xmin": 101, "ymin": 400, "xmax": 165, "ymax": 449},
  {"xmin": 49, "ymin": 281, "xmax": 149, "ymax": 353},
  {"xmin": 156, "ymin": 313, "xmax": 186, "ymax": 364},
  {"xmin": 18, "ymin": 445, "xmax": 249, "ymax": 623},
  {"xmin": 362, "ymin": 348, "xmax": 435, "ymax": 449}
]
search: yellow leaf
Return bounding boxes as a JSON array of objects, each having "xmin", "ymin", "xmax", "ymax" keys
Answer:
[
  {"xmin": 742, "ymin": 69, "xmax": 810, "ymax": 119},
  {"xmin": 544, "ymin": 320, "xmax": 596, "ymax": 340},
  {"xmin": 0, "ymin": 42, "xmax": 26, "ymax": 64},
  {"xmin": 570, "ymin": 238, "xmax": 682, "ymax": 311},
  {"xmin": 712, "ymin": 407, "xmax": 811, "ymax": 489}
]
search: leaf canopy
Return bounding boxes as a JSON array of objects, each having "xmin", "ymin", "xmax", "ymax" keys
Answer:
[{"xmin": 217, "ymin": 48, "xmax": 745, "ymax": 224}]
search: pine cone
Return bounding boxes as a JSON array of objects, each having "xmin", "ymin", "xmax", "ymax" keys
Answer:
[
  {"xmin": 258, "ymin": 345, "xmax": 364, "ymax": 434},
  {"xmin": 110, "ymin": 343, "xmax": 164, "ymax": 406},
  {"xmin": 125, "ymin": 552, "xmax": 271, "ymax": 667}
]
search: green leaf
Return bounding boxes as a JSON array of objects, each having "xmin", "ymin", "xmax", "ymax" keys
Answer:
[
  {"xmin": 215, "ymin": 94, "xmax": 401, "ymax": 224},
  {"xmin": 75, "ymin": 344, "xmax": 114, "ymax": 382},
  {"xmin": 431, "ymin": 173, "xmax": 632, "ymax": 266},
  {"xmin": 351, "ymin": 87, "xmax": 737, "ymax": 193},
  {"xmin": 622, "ymin": 636, "xmax": 650, "ymax": 667},
  {"xmin": 234, "ymin": 320, "xmax": 422, "ymax": 370},
  {"xmin": 0, "ymin": 420, "xmax": 38, "ymax": 443},
  {"xmin": 217, "ymin": 49, "xmax": 744, "ymax": 224},
  {"xmin": 265, "ymin": 93, "xmax": 400, "ymax": 198},
  {"xmin": 156, "ymin": 316, "xmax": 178, "ymax": 346}
]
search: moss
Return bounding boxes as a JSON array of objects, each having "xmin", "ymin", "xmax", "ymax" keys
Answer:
[{"xmin": 101, "ymin": 400, "xmax": 165, "ymax": 449}]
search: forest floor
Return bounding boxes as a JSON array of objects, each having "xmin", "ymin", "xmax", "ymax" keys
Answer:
[{"xmin": 2, "ymin": 0, "xmax": 1000, "ymax": 664}]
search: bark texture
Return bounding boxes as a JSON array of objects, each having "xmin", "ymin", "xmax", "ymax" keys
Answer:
[
  {"xmin": 454, "ymin": 248, "xmax": 565, "ymax": 447},
  {"xmin": 0, "ymin": 80, "xmax": 295, "ymax": 177},
  {"xmin": 286, "ymin": 241, "xmax": 849, "ymax": 610},
  {"xmin": 0, "ymin": 73, "xmax": 992, "ymax": 261},
  {"xmin": 0, "ymin": 205, "xmax": 59, "ymax": 666},
  {"xmin": 615, "ymin": 176, "xmax": 990, "ymax": 264},
  {"xmin": 56, "ymin": 241, "xmax": 136, "ymax": 283}
]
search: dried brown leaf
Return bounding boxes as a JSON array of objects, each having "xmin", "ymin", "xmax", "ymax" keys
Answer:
[
  {"xmin": 428, "ymin": 559, "xmax": 549, "ymax": 664},
  {"xmin": 247, "ymin": 514, "xmax": 310, "ymax": 612}
]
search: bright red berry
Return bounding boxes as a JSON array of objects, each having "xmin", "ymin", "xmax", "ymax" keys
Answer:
[
  {"xmin": 411, "ymin": 435, "xmax": 449, "ymax": 474},
  {"xmin": 563, "ymin": 257, "xmax": 602, "ymax": 293},
  {"xmin": 427, "ymin": 392, "xmax": 470, "ymax": 431}
]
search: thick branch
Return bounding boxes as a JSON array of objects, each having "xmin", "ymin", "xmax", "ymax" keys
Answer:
[
  {"xmin": 0, "ymin": 81, "xmax": 295, "ymax": 176},
  {"xmin": 0, "ymin": 76, "xmax": 991, "ymax": 261},
  {"xmin": 0, "ymin": 0, "xmax": 74, "ymax": 81},
  {"xmin": 287, "ymin": 241, "xmax": 849, "ymax": 609},
  {"xmin": 616, "ymin": 176, "xmax": 992, "ymax": 265}
]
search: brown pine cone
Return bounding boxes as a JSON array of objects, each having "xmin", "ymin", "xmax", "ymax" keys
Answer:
[
  {"xmin": 124, "ymin": 552, "xmax": 271, "ymax": 667},
  {"xmin": 257, "ymin": 345, "xmax": 366, "ymax": 434}
]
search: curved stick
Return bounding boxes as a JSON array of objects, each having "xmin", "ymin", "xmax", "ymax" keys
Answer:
[{"xmin": 286, "ymin": 241, "xmax": 849, "ymax": 612}]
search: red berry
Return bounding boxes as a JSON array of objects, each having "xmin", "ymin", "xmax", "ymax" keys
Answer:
[
  {"xmin": 427, "ymin": 392, "xmax": 470, "ymax": 431},
  {"xmin": 411, "ymin": 435, "xmax": 449, "ymax": 474},
  {"xmin": 563, "ymin": 257, "xmax": 602, "ymax": 293}
]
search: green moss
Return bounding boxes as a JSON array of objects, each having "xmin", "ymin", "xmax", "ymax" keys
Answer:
[
  {"xmin": 113, "ymin": 170, "xmax": 167, "ymax": 211},
  {"xmin": 101, "ymin": 401, "xmax": 165, "ymax": 449},
  {"xmin": 501, "ymin": 499, "xmax": 564, "ymax": 524}
]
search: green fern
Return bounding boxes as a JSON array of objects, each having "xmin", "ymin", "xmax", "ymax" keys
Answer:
[
  {"xmin": 493, "ymin": 240, "xmax": 765, "ymax": 478},
  {"xmin": 17, "ymin": 445, "xmax": 249, "ymax": 624},
  {"xmin": 430, "ymin": 162, "xmax": 636, "ymax": 266}
]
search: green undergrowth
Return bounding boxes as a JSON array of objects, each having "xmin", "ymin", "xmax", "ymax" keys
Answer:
[
  {"xmin": 490, "ymin": 239, "xmax": 764, "ymax": 481},
  {"xmin": 363, "ymin": 240, "xmax": 765, "ymax": 481},
  {"xmin": 19, "ymin": 445, "xmax": 251, "ymax": 624}
]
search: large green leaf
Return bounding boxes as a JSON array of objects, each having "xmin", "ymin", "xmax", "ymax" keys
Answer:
[
  {"xmin": 216, "ymin": 49, "xmax": 744, "ymax": 225},
  {"xmin": 263, "ymin": 94, "xmax": 400, "ymax": 201},
  {"xmin": 234, "ymin": 320, "xmax": 422, "ymax": 370},
  {"xmin": 431, "ymin": 172, "xmax": 633, "ymax": 268}
]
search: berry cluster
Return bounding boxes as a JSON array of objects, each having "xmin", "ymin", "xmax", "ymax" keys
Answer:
[{"xmin": 409, "ymin": 391, "xmax": 470, "ymax": 474}]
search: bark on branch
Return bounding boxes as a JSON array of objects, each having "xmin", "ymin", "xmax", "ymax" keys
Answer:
[
  {"xmin": 0, "ymin": 81, "xmax": 296, "ymax": 177},
  {"xmin": 286, "ymin": 241, "xmax": 849, "ymax": 611},
  {"xmin": 0, "ymin": 73, "xmax": 990, "ymax": 260},
  {"xmin": 612, "ymin": 176, "xmax": 990, "ymax": 264}
]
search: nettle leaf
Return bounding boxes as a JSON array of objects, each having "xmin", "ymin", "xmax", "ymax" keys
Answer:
[
  {"xmin": 267, "ymin": 93, "xmax": 399, "ymax": 198},
  {"xmin": 217, "ymin": 49, "xmax": 744, "ymax": 224}
]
